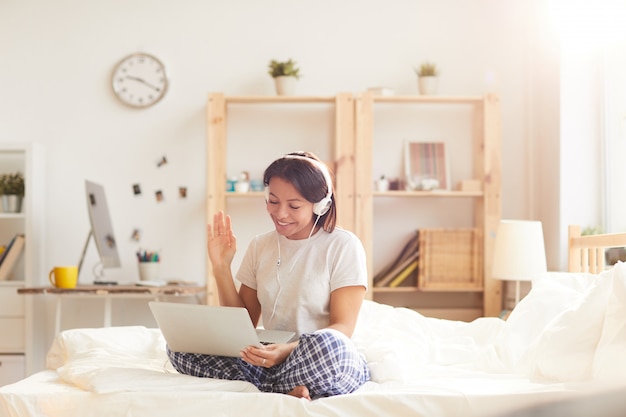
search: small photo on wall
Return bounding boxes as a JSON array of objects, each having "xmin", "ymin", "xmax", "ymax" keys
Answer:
[
  {"xmin": 157, "ymin": 156, "xmax": 168, "ymax": 167},
  {"xmin": 131, "ymin": 229, "xmax": 141, "ymax": 242}
]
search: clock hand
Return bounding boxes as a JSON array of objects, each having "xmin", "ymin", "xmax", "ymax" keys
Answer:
[{"xmin": 125, "ymin": 75, "xmax": 161, "ymax": 92}]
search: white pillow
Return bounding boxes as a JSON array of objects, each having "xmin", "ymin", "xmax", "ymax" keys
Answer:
[
  {"xmin": 528, "ymin": 271, "xmax": 612, "ymax": 381},
  {"xmin": 498, "ymin": 272, "xmax": 595, "ymax": 372},
  {"xmin": 46, "ymin": 326, "xmax": 166, "ymax": 370},
  {"xmin": 593, "ymin": 262, "xmax": 626, "ymax": 382}
]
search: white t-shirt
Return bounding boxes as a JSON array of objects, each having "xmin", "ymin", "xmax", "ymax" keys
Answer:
[{"xmin": 236, "ymin": 227, "xmax": 368, "ymax": 336}]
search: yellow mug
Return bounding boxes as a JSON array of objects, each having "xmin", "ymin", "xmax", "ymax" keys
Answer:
[{"xmin": 49, "ymin": 266, "xmax": 78, "ymax": 289}]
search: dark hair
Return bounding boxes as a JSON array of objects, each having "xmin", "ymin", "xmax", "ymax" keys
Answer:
[{"xmin": 263, "ymin": 151, "xmax": 336, "ymax": 232}]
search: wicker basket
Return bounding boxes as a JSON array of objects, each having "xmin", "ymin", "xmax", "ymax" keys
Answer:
[{"xmin": 418, "ymin": 228, "xmax": 483, "ymax": 290}]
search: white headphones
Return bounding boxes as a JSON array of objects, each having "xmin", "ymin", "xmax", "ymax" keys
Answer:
[{"xmin": 265, "ymin": 154, "xmax": 334, "ymax": 217}]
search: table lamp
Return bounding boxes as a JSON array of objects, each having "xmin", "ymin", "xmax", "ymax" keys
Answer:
[{"xmin": 492, "ymin": 220, "xmax": 548, "ymax": 305}]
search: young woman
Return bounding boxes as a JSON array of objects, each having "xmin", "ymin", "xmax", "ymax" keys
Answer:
[{"xmin": 167, "ymin": 151, "xmax": 370, "ymax": 400}]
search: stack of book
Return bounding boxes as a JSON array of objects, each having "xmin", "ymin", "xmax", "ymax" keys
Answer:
[
  {"xmin": 0, "ymin": 233, "xmax": 25, "ymax": 281},
  {"xmin": 373, "ymin": 231, "xmax": 419, "ymax": 288}
]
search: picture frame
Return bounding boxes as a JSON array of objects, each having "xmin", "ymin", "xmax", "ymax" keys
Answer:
[{"xmin": 404, "ymin": 141, "xmax": 449, "ymax": 190}]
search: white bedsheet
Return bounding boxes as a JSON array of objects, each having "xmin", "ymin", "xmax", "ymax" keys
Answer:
[{"xmin": 3, "ymin": 263, "xmax": 626, "ymax": 417}]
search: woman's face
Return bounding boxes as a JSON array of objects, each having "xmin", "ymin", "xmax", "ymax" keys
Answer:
[{"xmin": 266, "ymin": 177, "xmax": 316, "ymax": 240}]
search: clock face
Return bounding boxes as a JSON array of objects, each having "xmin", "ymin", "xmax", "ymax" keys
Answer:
[{"xmin": 111, "ymin": 53, "xmax": 168, "ymax": 108}]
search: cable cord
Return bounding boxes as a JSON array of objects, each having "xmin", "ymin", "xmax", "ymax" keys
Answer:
[{"xmin": 268, "ymin": 215, "xmax": 321, "ymax": 326}]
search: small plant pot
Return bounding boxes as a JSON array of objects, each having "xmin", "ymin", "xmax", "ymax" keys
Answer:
[
  {"xmin": 1, "ymin": 195, "xmax": 23, "ymax": 213},
  {"xmin": 274, "ymin": 76, "xmax": 297, "ymax": 96},
  {"xmin": 375, "ymin": 178, "xmax": 389, "ymax": 192},
  {"xmin": 418, "ymin": 76, "xmax": 438, "ymax": 95}
]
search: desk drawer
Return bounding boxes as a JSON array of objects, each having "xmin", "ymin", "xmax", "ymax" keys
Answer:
[
  {"xmin": 0, "ymin": 318, "xmax": 25, "ymax": 352},
  {"xmin": 0, "ymin": 355, "xmax": 25, "ymax": 386},
  {"xmin": 0, "ymin": 286, "xmax": 24, "ymax": 317}
]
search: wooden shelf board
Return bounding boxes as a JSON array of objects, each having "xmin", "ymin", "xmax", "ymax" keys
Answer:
[
  {"xmin": 373, "ymin": 286, "xmax": 483, "ymax": 293},
  {"xmin": 372, "ymin": 95, "xmax": 483, "ymax": 104},
  {"xmin": 418, "ymin": 286, "xmax": 484, "ymax": 292},
  {"xmin": 373, "ymin": 287, "xmax": 419, "ymax": 293},
  {"xmin": 373, "ymin": 190, "xmax": 483, "ymax": 198},
  {"xmin": 0, "ymin": 213, "xmax": 26, "ymax": 219},
  {"xmin": 222, "ymin": 96, "xmax": 337, "ymax": 104},
  {"xmin": 225, "ymin": 191, "xmax": 265, "ymax": 198}
]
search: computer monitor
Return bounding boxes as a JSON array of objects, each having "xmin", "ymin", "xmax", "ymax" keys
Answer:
[{"xmin": 78, "ymin": 180, "xmax": 121, "ymax": 280}]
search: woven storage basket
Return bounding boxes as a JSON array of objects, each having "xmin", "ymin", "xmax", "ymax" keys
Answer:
[{"xmin": 418, "ymin": 228, "xmax": 483, "ymax": 290}]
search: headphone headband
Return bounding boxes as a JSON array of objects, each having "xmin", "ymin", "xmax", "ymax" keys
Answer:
[{"xmin": 282, "ymin": 154, "xmax": 333, "ymax": 197}]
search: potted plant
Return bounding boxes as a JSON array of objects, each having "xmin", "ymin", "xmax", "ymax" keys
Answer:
[
  {"xmin": 268, "ymin": 58, "xmax": 301, "ymax": 96},
  {"xmin": 375, "ymin": 175, "xmax": 390, "ymax": 192},
  {"xmin": 0, "ymin": 172, "xmax": 25, "ymax": 213},
  {"xmin": 415, "ymin": 62, "xmax": 439, "ymax": 95}
]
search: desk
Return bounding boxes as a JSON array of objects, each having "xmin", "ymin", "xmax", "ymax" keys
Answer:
[{"xmin": 18, "ymin": 284, "xmax": 206, "ymax": 334}]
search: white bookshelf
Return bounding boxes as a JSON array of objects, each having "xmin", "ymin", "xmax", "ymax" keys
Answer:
[{"xmin": 0, "ymin": 143, "xmax": 44, "ymax": 380}]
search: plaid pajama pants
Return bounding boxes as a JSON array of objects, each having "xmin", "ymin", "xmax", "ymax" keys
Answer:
[{"xmin": 166, "ymin": 328, "xmax": 370, "ymax": 399}]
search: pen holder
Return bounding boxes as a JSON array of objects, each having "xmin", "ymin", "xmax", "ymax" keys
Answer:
[{"xmin": 138, "ymin": 261, "xmax": 159, "ymax": 281}]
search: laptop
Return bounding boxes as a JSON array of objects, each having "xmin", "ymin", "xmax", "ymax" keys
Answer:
[{"xmin": 149, "ymin": 302, "xmax": 296, "ymax": 357}]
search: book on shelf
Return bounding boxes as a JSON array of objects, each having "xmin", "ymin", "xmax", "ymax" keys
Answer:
[
  {"xmin": 0, "ymin": 234, "xmax": 18, "ymax": 266},
  {"xmin": 374, "ymin": 252, "xmax": 419, "ymax": 287},
  {"xmin": 373, "ymin": 231, "xmax": 419, "ymax": 287},
  {"xmin": 388, "ymin": 259, "xmax": 419, "ymax": 288},
  {"xmin": 0, "ymin": 234, "xmax": 25, "ymax": 281}
]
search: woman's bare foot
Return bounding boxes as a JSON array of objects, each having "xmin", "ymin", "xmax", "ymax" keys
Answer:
[{"xmin": 287, "ymin": 385, "xmax": 311, "ymax": 400}]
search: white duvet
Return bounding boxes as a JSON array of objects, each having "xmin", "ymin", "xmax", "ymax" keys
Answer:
[{"xmin": 3, "ymin": 263, "xmax": 626, "ymax": 417}]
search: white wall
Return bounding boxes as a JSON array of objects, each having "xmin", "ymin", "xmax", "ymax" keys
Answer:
[
  {"xmin": 1, "ymin": 0, "xmax": 566, "ymax": 371},
  {"xmin": 604, "ymin": 39, "xmax": 626, "ymax": 233}
]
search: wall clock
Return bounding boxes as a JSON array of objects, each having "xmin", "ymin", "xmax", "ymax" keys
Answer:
[{"xmin": 111, "ymin": 52, "xmax": 168, "ymax": 108}]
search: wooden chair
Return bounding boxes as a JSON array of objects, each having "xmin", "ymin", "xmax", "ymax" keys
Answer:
[{"xmin": 568, "ymin": 225, "xmax": 626, "ymax": 273}]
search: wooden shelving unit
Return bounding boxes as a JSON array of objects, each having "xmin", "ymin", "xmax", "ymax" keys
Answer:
[
  {"xmin": 354, "ymin": 93, "xmax": 502, "ymax": 318},
  {"xmin": 204, "ymin": 92, "xmax": 502, "ymax": 318},
  {"xmin": 0, "ymin": 143, "xmax": 44, "ymax": 380}
]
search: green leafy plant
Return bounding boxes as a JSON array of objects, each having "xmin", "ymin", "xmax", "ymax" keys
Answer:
[
  {"xmin": 268, "ymin": 59, "xmax": 301, "ymax": 79},
  {"xmin": 415, "ymin": 62, "xmax": 439, "ymax": 77},
  {"xmin": 0, "ymin": 172, "xmax": 25, "ymax": 196},
  {"xmin": 582, "ymin": 225, "xmax": 604, "ymax": 236}
]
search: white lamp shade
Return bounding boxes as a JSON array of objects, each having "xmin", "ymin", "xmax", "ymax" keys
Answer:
[{"xmin": 492, "ymin": 220, "xmax": 547, "ymax": 281}]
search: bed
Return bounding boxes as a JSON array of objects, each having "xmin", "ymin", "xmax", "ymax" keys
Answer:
[{"xmin": 2, "ymin": 225, "xmax": 626, "ymax": 417}]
